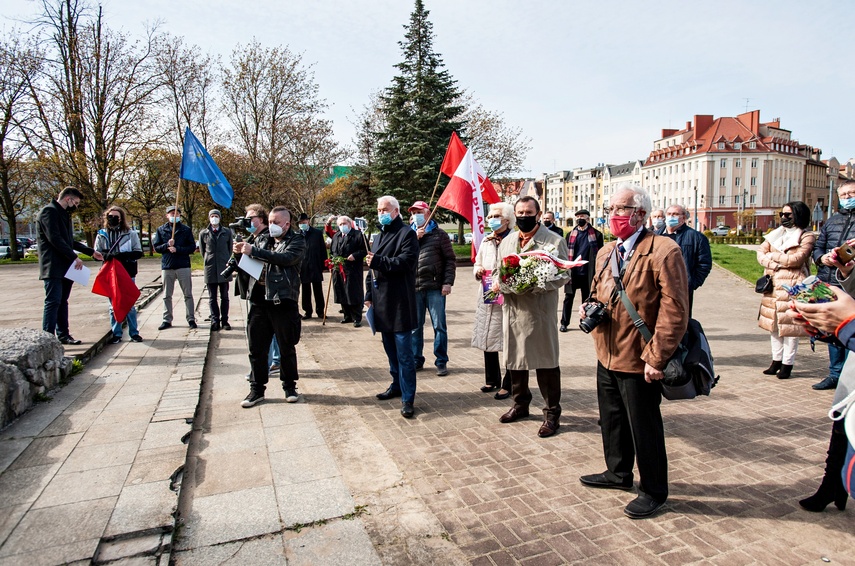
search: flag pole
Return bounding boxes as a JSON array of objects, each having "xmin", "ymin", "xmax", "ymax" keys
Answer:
[
  {"xmin": 171, "ymin": 177, "xmax": 182, "ymax": 241},
  {"xmin": 426, "ymin": 169, "xmax": 443, "ymax": 209}
]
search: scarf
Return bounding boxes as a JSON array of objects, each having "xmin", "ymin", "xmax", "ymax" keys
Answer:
[{"xmin": 568, "ymin": 225, "xmax": 598, "ymax": 258}]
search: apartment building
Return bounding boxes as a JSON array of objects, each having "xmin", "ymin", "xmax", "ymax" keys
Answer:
[{"xmin": 544, "ymin": 171, "xmax": 572, "ymax": 228}]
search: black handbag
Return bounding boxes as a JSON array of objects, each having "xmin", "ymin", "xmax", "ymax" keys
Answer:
[{"xmin": 755, "ymin": 274, "xmax": 773, "ymax": 294}]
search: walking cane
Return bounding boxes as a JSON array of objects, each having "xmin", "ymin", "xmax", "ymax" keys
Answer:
[{"xmin": 322, "ymin": 266, "xmax": 334, "ymax": 325}]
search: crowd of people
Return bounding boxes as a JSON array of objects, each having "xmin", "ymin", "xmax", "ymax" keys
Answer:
[{"xmin": 33, "ymin": 180, "xmax": 855, "ymax": 520}]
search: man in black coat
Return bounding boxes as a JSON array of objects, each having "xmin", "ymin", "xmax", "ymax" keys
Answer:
[
  {"xmin": 330, "ymin": 215, "xmax": 367, "ymax": 327},
  {"xmin": 812, "ymin": 180, "xmax": 855, "ymax": 390},
  {"xmin": 297, "ymin": 213, "xmax": 327, "ymax": 319},
  {"xmin": 37, "ymin": 187, "xmax": 103, "ymax": 344},
  {"xmin": 656, "ymin": 204, "xmax": 712, "ymax": 316},
  {"xmin": 407, "ymin": 200, "xmax": 456, "ymax": 375},
  {"xmin": 543, "ymin": 211, "xmax": 564, "ymax": 238},
  {"xmin": 153, "ymin": 205, "xmax": 196, "ymax": 330},
  {"xmin": 199, "ymin": 209, "xmax": 234, "ymax": 331},
  {"xmin": 365, "ymin": 196, "xmax": 420, "ymax": 419},
  {"xmin": 560, "ymin": 209, "xmax": 603, "ymax": 332}
]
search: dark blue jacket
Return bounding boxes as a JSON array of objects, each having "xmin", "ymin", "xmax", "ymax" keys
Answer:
[
  {"xmin": 36, "ymin": 200, "xmax": 95, "ymax": 280},
  {"xmin": 656, "ymin": 224, "xmax": 712, "ymax": 291},
  {"xmin": 365, "ymin": 215, "xmax": 419, "ymax": 333},
  {"xmin": 153, "ymin": 222, "xmax": 195, "ymax": 270},
  {"xmin": 813, "ymin": 208, "xmax": 855, "ymax": 286}
]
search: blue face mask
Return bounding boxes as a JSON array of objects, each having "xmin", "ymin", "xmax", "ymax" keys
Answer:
[
  {"xmin": 652, "ymin": 218, "xmax": 665, "ymax": 229},
  {"xmin": 299, "ymin": 223, "xmax": 309, "ymax": 232},
  {"xmin": 665, "ymin": 217, "xmax": 680, "ymax": 228},
  {"xmin": 487, "ymin": 218, "xmax": 503, "ymax": 231},
  {"xmin": 378, "ymin": 212, "xmax": 392, "ymax": 226},
  {"xmin": 841, "ymin": 197, "xmax": 855, "ymax": 210},
  {"xmin": 247, "ymin": 223, "xmax": 257, "ymax": 234},
  {"xmin": 340, "ymin": 225, "xmax": 351, "ymax": 235},
  {"xmin": 413, "ymin": 213, "xmax": 425, "ymax": 227}
]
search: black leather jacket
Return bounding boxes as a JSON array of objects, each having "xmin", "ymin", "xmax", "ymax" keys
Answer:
[{"xmin": 247, "ymin": 228, "xmax": 306, "ymax": 303}]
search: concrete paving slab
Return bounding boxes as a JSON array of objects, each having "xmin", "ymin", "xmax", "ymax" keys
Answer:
[
  {"xmin": 268, "ymin": 446, "xmax": 341, "ymax": 486},
  {"xmin": 104, "ymin": 479, "xmax": 175, "ymax": 537},
  {"xmin": 0, "ymin": 463, "xmax": 60, "ymax": 508},
  {"xmin": 277, "ymin": 476, "xmax": 355, "ymax": 526},
  {"xmin": 125, "ymin": 444, "xmax": 186, "ymax": 486},
  {"xmin": 176, "ymin": 486, "xmax": 282, "ymax": 550},
  {"xmin": 191, "ymin": 449, "xmax": 273, "ymax": 498},
  {"xmin": 77, "ymin": 419, "xmax": 150, "ymax": 447},
  {"xmin": 5, "ymin": 432, "xmax": 82, "ymax": 470},
  {"xmin": 138, "ymin": 419, "xmax": 190, "ymax": 451},
  {"xmin": 282, "ymin": 519, "xmax": 381, "ymax": 566},
  {"xmin": 172, "ymin": 532, "xmax": 288, "ymax": 565},
  {"xmin": 263, "ymin": 422, "xmax": 326, "ymax": 453},
  {"xmin": 57, "ymin": 439, "xmax": 140, "ymax": 473},
  {"xmin": 32, "ymin": 463, "xmax": 131, "ymax": 508}
]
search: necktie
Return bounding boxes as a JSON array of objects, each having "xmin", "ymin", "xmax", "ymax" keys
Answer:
[{"xmin": 618, "ymin": 244, "xmax": 627, "ymax": 269}]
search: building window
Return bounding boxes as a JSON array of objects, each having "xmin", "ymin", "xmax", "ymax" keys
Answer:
[
  {"xmin": 735, "ymin": 194, "xmax": 740, "ymax": 204},
  {"xmin": 719, "ymin": 195, "xmax": 726, "ymax": 205},
  {"xmin": 682, "ymin": 163, "xmax": 686, "ymax": 172},
  {"xmin": 751, "ymin": 158, "xmax": 758, "ymax": 168},
  {"xmin": 751, "ymin": 177, "xmax": 757, "ymax": 186},
  {"xmin": 735, "ymin": 177, "xmax": 741, "ymax": 187},
  {"xmin": 720, "ymin": 178, "xmax": 726, "ymax": 187},
  {"xmin": 750, "ymin": 194, "xmax": 756, "ymax": 204},
  {"xmin": 718, "ymin": 142, "xmax": 725, "ymax": 150},
  {"xmin": 735, "ymin": 159, "xmax": 741, "ymax": 168},
  {"xmin": 749, "ymin": 141, "xmax": 756, "ymax": 149},
  {"xmin": 720, "ymin": 159, "xmax": 727, "ymax": 168},
  {"xmin": 734, "ymin": 142, "xmax": 742, "ymax": 150}
]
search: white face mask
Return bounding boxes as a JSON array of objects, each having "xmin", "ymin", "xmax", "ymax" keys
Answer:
[
  {"xmin": 268, "ymin": 223, "xmax": 284, "ymax": 238},
  {"xmin": 210, "ymin": 217, "xmax": 220, "ymax": 226}
]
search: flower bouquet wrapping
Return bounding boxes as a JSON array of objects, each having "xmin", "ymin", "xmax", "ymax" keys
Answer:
[
  {"xmin": 325, "ymin": 256, "xmax": 347, "ymax": 281},
  {"xmin": 785, "ymin": 275, "xmax": 839, "ymax": 344},
  {"xmin": 484, "ymin": 245, "xmax": 586, "ymax": 301}
]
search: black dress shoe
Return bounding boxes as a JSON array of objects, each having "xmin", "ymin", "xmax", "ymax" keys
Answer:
[
  {"xmin": 480, "ymin": 385, "xmax": 498, "ymax": 393},
  {"xmin": 340, "ymin": 318, "xmax": 354, "ymax": 324},
  {"xmin": 579, "ymin": 472, "xmax": 633, "ymax": 490},
  {"xmin": 812, "ymin": 376, "xmax": 839, "ymax": 390},
  {"xmin": 158, "ymin": 322, "xmax": 172, "ymax": 331},
  {"xmin": 222, "ymin": 322, "xmax": 232, "ymax": 330},
  {"xmin": 376, "ymin": 387, "xmax": 402, "ymax": 400},
  {"xmin": 559, "ymin": 325, "xmax": 568, "ymax": 332},
  {"xmin": 499, "ymin": 405, "xmax": 530, "ymax": 423},
  {"xmin": 401, "ymin": 402, "xmax": 414, "ymax": 418},
  {"xmin": 189, "ymin": 321, "xmax": 198, "ymax": 330},
  {"xmin": 302, "ymin": 313, "xmax": 312, "ymax": 320},
  {"xmin": 624, "ymin": 494, "xmax": 666, "ymax": 519},
  {"xmin": 494, "ymin": 390, "xmax": 511, "ymax": 400},
  {"xmin": 58, "ymin": 335, "xmax": 82, "ymax": 345},
  {"xmin": 353, "ymin": 321, "xmax": 362, "ymax": 328},
  {"xmin": 211, "ymin": 322, "xmax": 221, "ymax": 331}
]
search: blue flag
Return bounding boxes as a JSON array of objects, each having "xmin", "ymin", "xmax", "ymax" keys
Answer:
[{"xmin": 179, "ymin": 127, "xmax": 234, "ymax": 208}]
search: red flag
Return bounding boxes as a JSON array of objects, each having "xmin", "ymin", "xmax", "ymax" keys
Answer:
[
  {"xmin": 439, "ymin": 133, "xmax": 501, "ymax": 204},
  {"xmin": 92, "ymin": 259, "xmax": 141, "ymax": 323}
]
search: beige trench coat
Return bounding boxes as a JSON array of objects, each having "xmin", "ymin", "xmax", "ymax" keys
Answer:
[
  {"xmin": 472, "ymin": 233, "xmax": 504, "ymax": 352},
  {"xmin": 757, "ymin": 227, "xmax": 816, "ymax": 337},
  {"xmin": 498, "ymin": 225, "xmax": 570, "ymax": 370}
]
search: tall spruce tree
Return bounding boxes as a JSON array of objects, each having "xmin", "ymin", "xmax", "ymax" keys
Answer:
[{"xmin": 374, "ymin": 0, "xmax": 464, "ymax": 208}]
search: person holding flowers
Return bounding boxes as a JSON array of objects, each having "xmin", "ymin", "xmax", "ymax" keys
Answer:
[
  {"xmin": 493, "ymin": 196, "xmax": 570, "ymax": 438},
  {"xmin": 757, "ymin": 201, "xmax": 816, "ymax": 380},
  {"xmin": 330, "ymin": 216, "xmax": 367, "ymax": 327}
]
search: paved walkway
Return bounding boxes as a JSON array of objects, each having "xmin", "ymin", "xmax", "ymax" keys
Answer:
[{"xmin": 0, "ymin": 259, "xmax": 853, "ymax": 564}]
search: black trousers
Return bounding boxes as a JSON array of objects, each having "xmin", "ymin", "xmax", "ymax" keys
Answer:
[
  {"xmin": 247, "ymin": 297, "xmax": 301, "ymax": 392},
  {"xmin": 560, "ymin": 275, "xmax": 591, "ymax": 327},
  {"xmin": 301, "ymin": 280, "xmax": 324, "ymax": 316},
  {"xmin": 342, "ymin": 303, "xmax": 362, "ymax": 323},
  {"xmin": 43, "ymin": 276, "xmax": 74, "ymax": 337},
  {"xmin": 207, "ymin": 282, "xmax": 230, "ymax": 324},
  {"xmin": 483, "ymin": 351, "xmax": 511, "ymax": 390},
  {"xmin": 596, "ymin": 362, "xmax": 668, "ymax": 502},
  {"xmin": 510, "ymin": 367, "xmax": 561, "ymax": 421}
]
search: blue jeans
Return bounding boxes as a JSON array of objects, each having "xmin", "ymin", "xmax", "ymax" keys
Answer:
[
  {"xmin": 381, "ymin": 331, "xmax": 417, "ymax": 404},
  {"xmin": 43, "ymin": 277, "xmax": 74, "ymax": 338},
  {"xmin": 412, "ymin": 289, "xmax": 448, "ymax": 367},
  {"xmin": 269, "ymin": 337, "xmax": 280, "ymax": 366},
  {"xmin": 110, "ymin": 277, "xmax": 139, "ymax": 337},
  {"xmin": 828, "ymin": 342, "xmax": 848, "ymax": 380}
]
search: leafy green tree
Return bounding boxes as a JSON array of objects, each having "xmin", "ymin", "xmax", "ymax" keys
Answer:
[{"xmin": 373, "ymin": 0, "xmax": 464, "ymax": 209}]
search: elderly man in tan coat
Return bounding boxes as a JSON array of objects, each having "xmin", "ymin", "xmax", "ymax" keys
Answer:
[
  {"xmin": 579, "ymin": 183, "xmax": 688, "ymax": 520},
  {"xmin": 495, "ymin": 196, "xmax": 570, "ymax": 438}
]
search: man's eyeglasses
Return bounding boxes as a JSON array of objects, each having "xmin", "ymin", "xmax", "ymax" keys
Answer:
[
  {"xmin": 779, "ymin": 212, "xmax": 793, "ymax": 218},
  {"xmin": 606, "ymin": 206, "xmax": 636, "ymax": 216}
]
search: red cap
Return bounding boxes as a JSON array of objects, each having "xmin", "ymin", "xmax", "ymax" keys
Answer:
[{"xmin": 408, "ymin": 200, "xmax": 429, "ymax": 212}]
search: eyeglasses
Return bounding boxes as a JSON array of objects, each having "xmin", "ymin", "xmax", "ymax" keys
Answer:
[
  {"xmin": 779, "ymin": 212, "xmax": 793, "ymax": 218},
  {"xmin": 606, "ymin": 206, "xmax": 636, "ymax": 216}
]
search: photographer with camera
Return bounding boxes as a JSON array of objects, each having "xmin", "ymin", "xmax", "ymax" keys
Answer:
[
  {"xmin": 235, "ymin": 206, "xmax": 306, "ymax": 408},
  {"xmin": 199, "ymin": 209, "xmax": 233, "ymax": 331},
  {"xmin": 578, "ymin": 184, "xmax": 688, "ymax": 520}
]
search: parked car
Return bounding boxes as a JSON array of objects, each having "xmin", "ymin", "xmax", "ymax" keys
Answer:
[
  {"xmin": 0, "ymin": 238, "xmax": 25, "ymax": 259},
  {"xmin": 710, "ymin": 225, "xmax": 731, "ymax": 236},
  {"xmin": 25, "ymin": 245, "xmax": 39, "ymax": 258},
  {"xmin": 464, "ymin": 233, "xmax": 473, "ymax": 244},
  {"xmin": 447, "ymin": 233, "xmax": 458, "ymax": 243}
]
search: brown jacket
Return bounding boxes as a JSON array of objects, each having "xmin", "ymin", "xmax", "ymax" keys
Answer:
[
  {"xmin": 589, "ymin": 229, "xmax": 689, "ymax": 373},
  {"xmin": 757, "ymin": 227, "xmax": 815, "ymax": 337}
]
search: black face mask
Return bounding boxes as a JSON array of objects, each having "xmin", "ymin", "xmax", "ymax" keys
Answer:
[
  {"xmin": 108, "ymin": 216, "xmax": 120, "ymax": 227},
  {"xmin": 781, "ymin": 218, "xmax": 794, "ymax": 228},
  {"xmin": 516, "ymin": 215, "xmax": 538, "ymax": 233},
  {"xmin": 543, "ymin": 220, "xmax": 553, "ymax": 227},
  {"xmin": 66, "ymin": 205, "xmax": 78, "ymax": 213},
  {"xmin": 576, "ymin": 218, "xmax": 587, "ymax": 227}
]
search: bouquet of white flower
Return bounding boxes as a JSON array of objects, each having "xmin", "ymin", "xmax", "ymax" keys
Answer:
[{"xmin": 485, "ymin": 244, "xmax": 585, "ymax": 299}]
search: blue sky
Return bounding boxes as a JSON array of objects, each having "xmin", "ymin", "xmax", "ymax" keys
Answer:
[{"xmin": 5, "ymin": 0, "xmax": 853, "ymax": 176}]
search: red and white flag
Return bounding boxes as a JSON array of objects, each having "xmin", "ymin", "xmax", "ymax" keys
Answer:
[{"xmin": 436, "ymin": 133, "xmax": 501, "ymax": 260}]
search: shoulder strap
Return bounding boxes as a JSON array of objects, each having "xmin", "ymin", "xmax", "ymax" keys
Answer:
[{"xmin": 610, "ymin": 251, "xmax": 653, "ymax": 342}]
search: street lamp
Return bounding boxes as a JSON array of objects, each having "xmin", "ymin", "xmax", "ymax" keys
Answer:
[
  {"xmin": 735, "ymin": 137, "xmax": 755, "ymax": 236},
  {"xmin": 693, "ymin": 185, "xmax": 698, "ymax": 230}
]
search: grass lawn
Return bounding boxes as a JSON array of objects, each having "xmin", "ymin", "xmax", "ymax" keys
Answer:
[{"xmin": 710, "ymin": 243, "xmax": 763, "ymax": 283}]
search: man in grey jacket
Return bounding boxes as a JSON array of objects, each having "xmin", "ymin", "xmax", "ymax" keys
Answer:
[{"xmin": 199, "ymin": 209, "xmax": 234, "ymax": 331}]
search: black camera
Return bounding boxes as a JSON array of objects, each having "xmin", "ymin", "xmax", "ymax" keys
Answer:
[
  {"xmin": 579, "ymin": 300, "xmax": 608, "ymax": 334},
  {"xmin": 229, "ymin": 217, "xmax": 253, "ymax": 233}
]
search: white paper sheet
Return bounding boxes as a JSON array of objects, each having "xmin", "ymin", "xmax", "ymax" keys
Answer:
[
  {"xmin": 365, "ymin": 305, "xmax": 376, "ymax": 335},
  {"xmin": 64, "ymin": 262, "xmax": 91, "ymax": 286},
  {"xmin": 238, "ymin": 254, "xmax": 264, "ymax": 280}
]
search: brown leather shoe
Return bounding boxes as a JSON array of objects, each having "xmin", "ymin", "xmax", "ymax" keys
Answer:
[
  {"xmin": 537, "ymin": 420, "xmax": 560, "ymax": 438},
  {"xmin": 499, "ymin": 405, "xmax": 529, "ymax": 423}
]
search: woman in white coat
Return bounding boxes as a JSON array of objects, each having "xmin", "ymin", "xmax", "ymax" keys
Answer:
[{"xmin": 472, "ymin": 203, "xmax": 515, "ymax": 399}]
